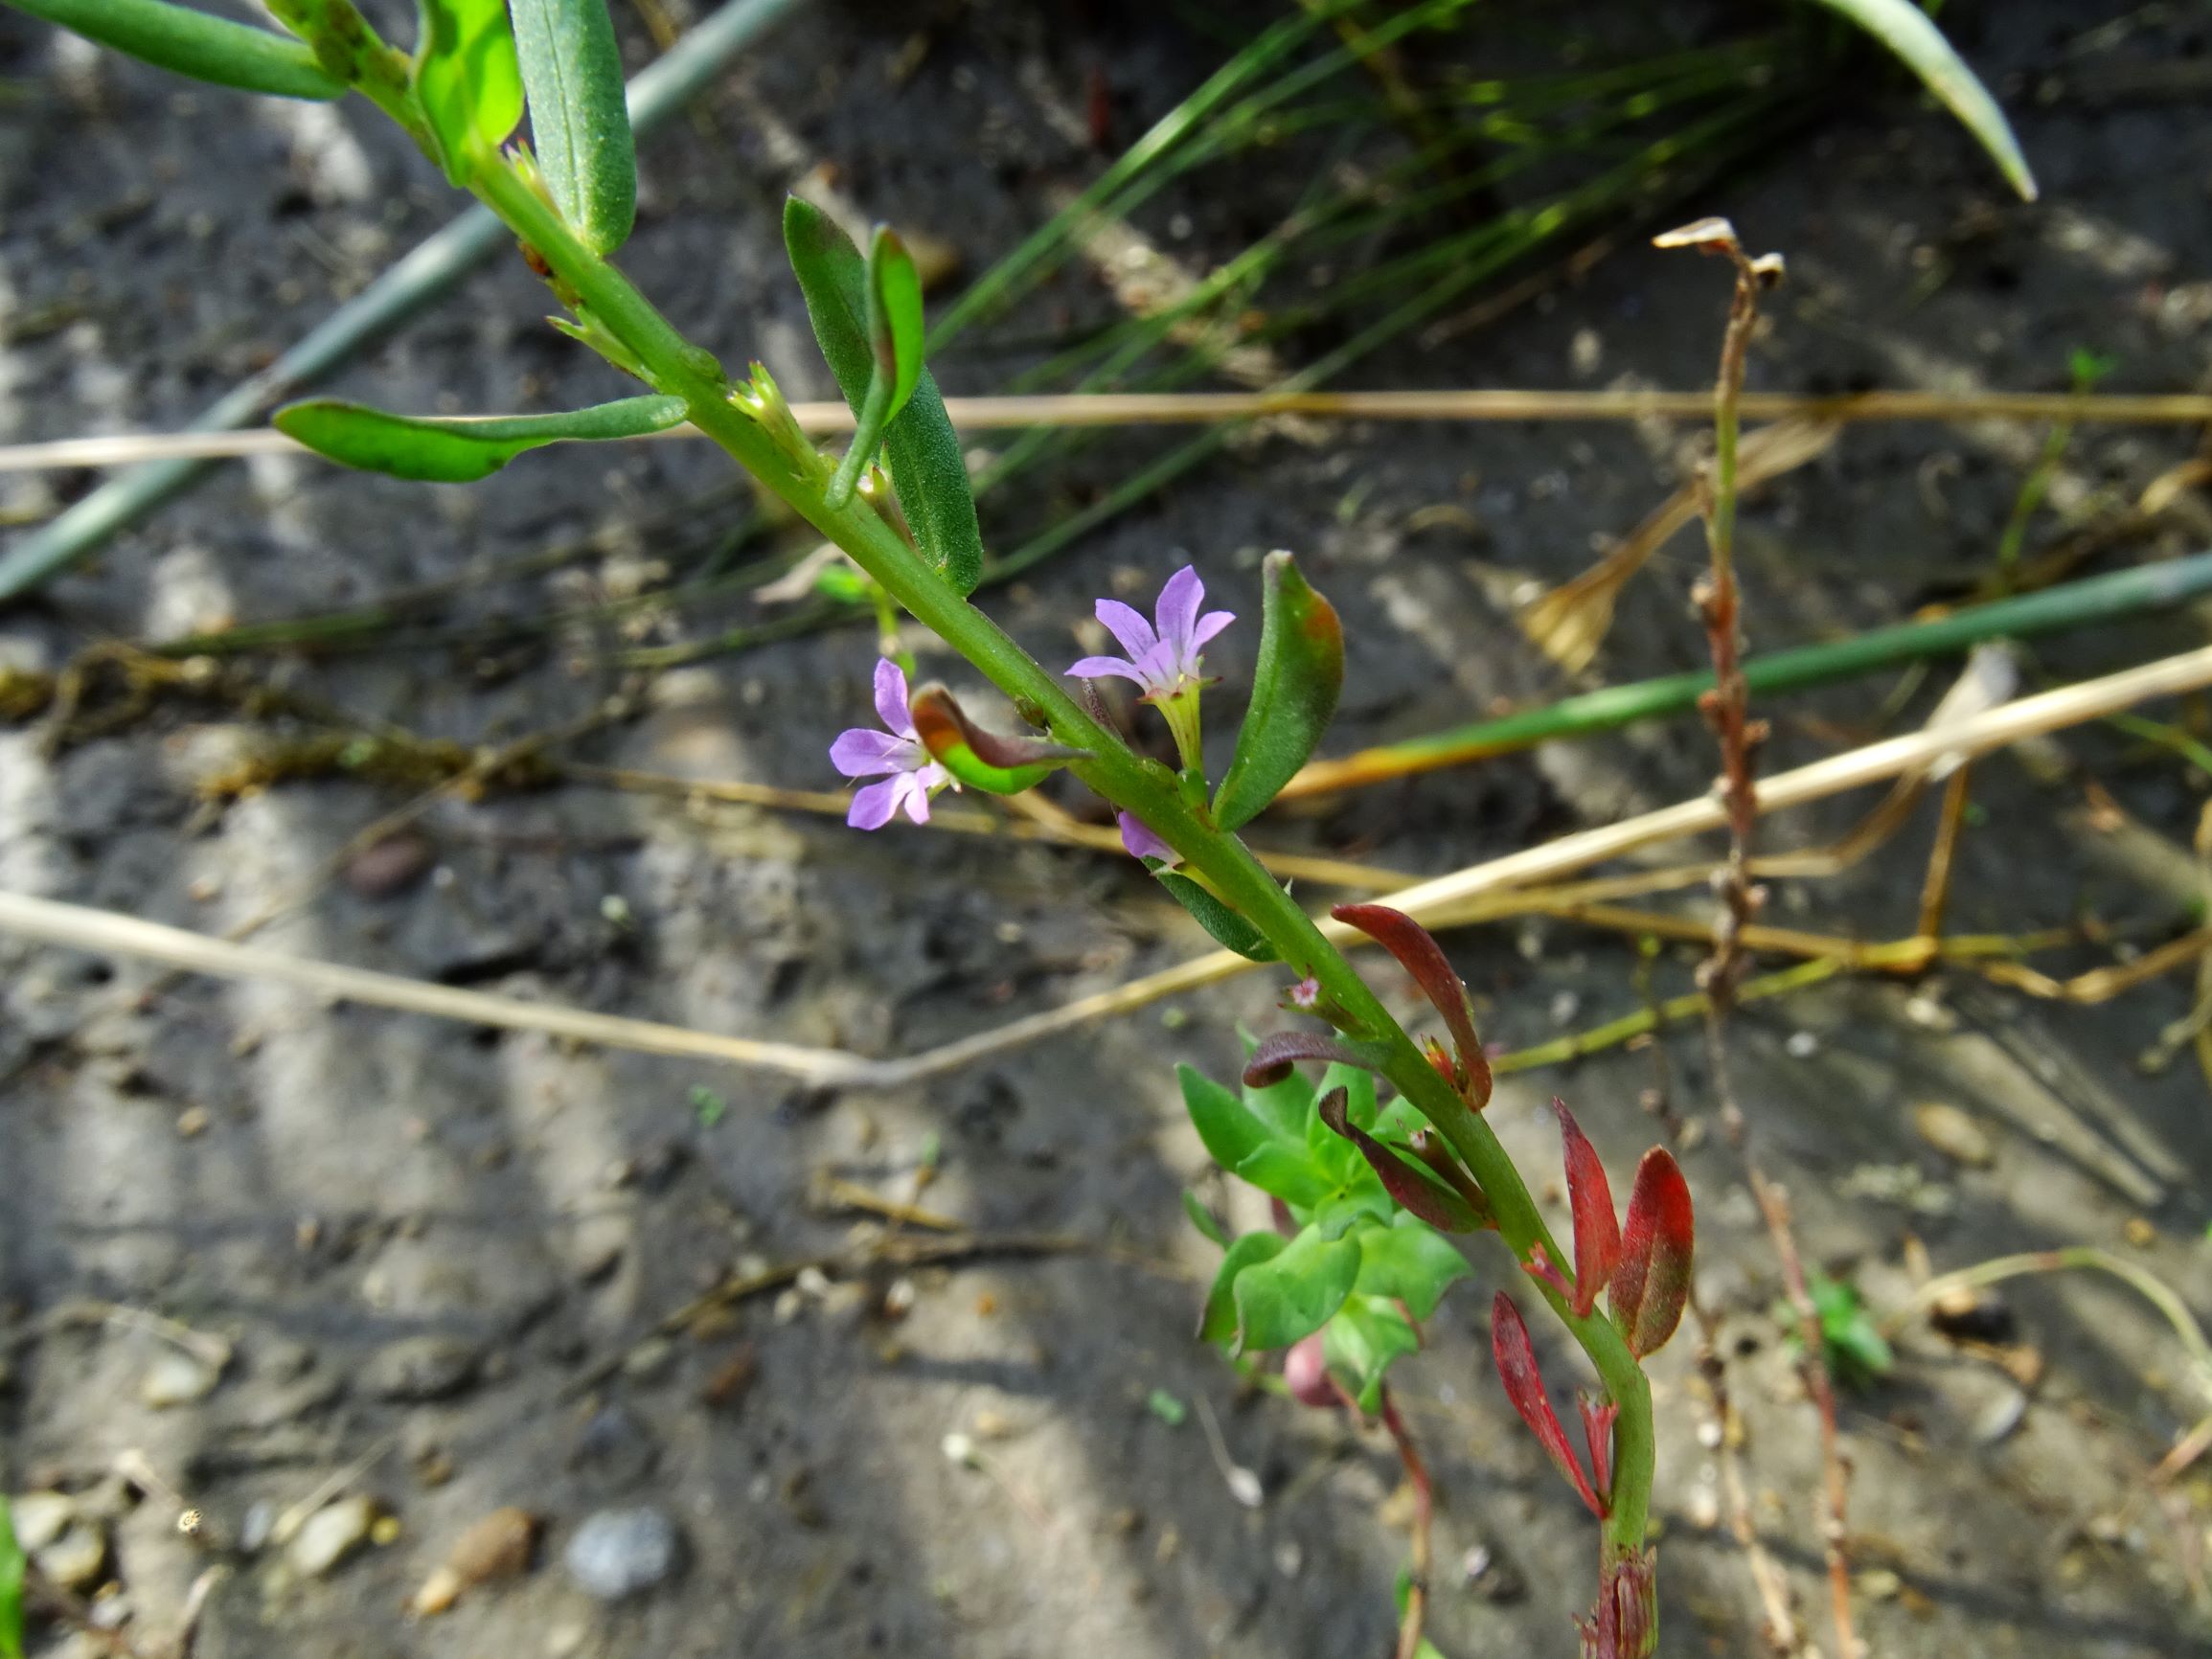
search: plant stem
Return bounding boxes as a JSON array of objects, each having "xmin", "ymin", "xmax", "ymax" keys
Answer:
[{"xmin": 467, "ymin": 145, "xmax": 1668, "ymax": 1577}]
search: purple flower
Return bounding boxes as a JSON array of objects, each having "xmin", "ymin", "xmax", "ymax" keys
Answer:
[
  {"xmin": 830, "ymin": 659, "xmax": 951, "ymax": 830},
  {"xmin": 1068, "ymin": 565, "xmax": 1233, "ymax": 769},
  {"xmin": 1068, "ymin": 565, "xmax": 1234, "ymax": 700},
  {"xmin": 1117, "ymin": 810, "xmax": 1180, "ymax": 868}
]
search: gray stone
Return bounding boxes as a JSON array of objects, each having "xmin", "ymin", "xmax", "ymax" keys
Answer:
[
  {"xmin": 563, "ymin": 1507, "xmax": 680, "ymax": 1601},
  {"xmin": 364, "ymin": 1335, "xmax": 483, "ymax": 1402}
]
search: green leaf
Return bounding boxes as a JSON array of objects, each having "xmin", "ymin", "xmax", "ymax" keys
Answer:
[
  {"xmin": 782, "ymin": 198, "xmax": 985, "ymax": 593},
  {"xmin": 275, "ymin": 393, "xmax": 688, "ymax": 482},
  {"xmin": 1157, "ymin": 872, "xmax": 1277, "ymax": 961},
  {"xmin": 1324, "ymin": 1293, "xmax": 1422, "ymax": 1413},
  {"xmin": 1239, "ymin": 1030, "xmax": 1315, "ymax": 1141},
  {"xmin": 1212, "ymin": 551, "xmax": 1344, "ymax": 830},
  {"xmin": 0, "ymin": 1494, "xmax": 20, "ymax": 1659},
  {"xmin": 8, "ymin": 0, "xmax": 344, "ymax": 99},
  {"xmin": 413, "ymin": 0, "xmax": 524, "ymax": 182},
  {"xmin": 908, "ymin": 683, "xmax": 1088, "ymax": 795},
  {"xmin": 1198, "ymin": 1232, "xmax": 1284, "ymax": 1346},
  {"xmin": 1231, "ymin": 1142, "xmax": 1334, "ymax": 1211},
  {"xmin": 1811, "ymin": 0, "xmax": 2036, "ymax": 201},
  {"xmin": 1352, "ymin": 1214, "xmax": 1471, "ymax": 1321},
  {"xmin": 872, "ymin": 230, "xmax": 926, "ymax": 419},
  {"xmin": 1306, "ymin": 1064, "xmax": 1380, "ymax": 1186},
  {"xmin": 1178, "ymin": 1063, "xmax": 1272, "ymax": 1175},
  {"xmin": 510, "ymin": 0, "xmax": 635, "ymax": 253},
  {"xmin": 1181, "ymin": 1189, "xmax": 1228, "ymax": 1248},
  {"xmin": 1231, "ymin": 1223, "xmax": 1360, "ymax": 1352}
]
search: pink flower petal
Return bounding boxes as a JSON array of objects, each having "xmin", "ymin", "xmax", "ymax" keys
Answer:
[
  {"xmin": 830, "ymin": 727, "xmax": 909, "ymax": 778},
  {"xmin": 1067, "ymin": 654, "xmax": 1145, "ymax": 684},
  {"xmin": 1154, "ymin": 565, "xmax": 1204, "ymax": 653},
  {"xmin": 1093, "ymin": 598, "xmax": 1157, "ymax": 662},
  {"xmin": 892, "ymin": 770, "xmax": 934, "ymax": 825},
  {"xmin": 873, "ymin": 658, "xmax": 914, "ymax": 738},
  {"xmin": 1116, "ymin": 810, "xmax": 1178, "ymax": 865},
  {"xmin": 847, "ymin": 776, "xmax": 903, "ymax": 830}
]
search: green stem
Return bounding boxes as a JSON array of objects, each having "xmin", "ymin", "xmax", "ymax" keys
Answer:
[{"xmin": 466, "ymin": 149, "xmax": 1657, "ymax": 1564}]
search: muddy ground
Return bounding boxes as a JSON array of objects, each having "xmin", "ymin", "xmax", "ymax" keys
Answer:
[{"xmin": 5, "ymin": 1, "xmax": 2212, "ymax": 1655}]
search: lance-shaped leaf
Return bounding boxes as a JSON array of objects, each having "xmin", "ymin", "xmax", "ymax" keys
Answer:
[
  {"xmin": 1611, "ymin": 1147, "xmax": 1695, "ymax": 1357},
  {"xmin": 1158, "ymin": 873, "xmax": 1276, "ymax": 963},
  {"xmin": 1178, "ymin": 1063, "xmax": 1273, "ymax": 1175},
  {"xmin": 275, "ymin": 394, "xmax": 688, "ymax": 482},
  {"xmin": 1197, "ymin": 1232, "xmax": 1283, "ymax": 1346},
  {"xmin": 783, "ymin": 199, "xmax": 983, "ymax": 594},
  {"xmin": 1579, "ymin": 1394, "xmax": 1618, "ymax": 1509},
  {"xmin": 824, "ymin": 230, "xmax": 927, "ymax": 507},
  {"xmin": 1212, "ymin": 551, "xmax": 1343, "ymax": 830},
  {"xmin": 1180, "ymin": 1189, "xmax": 1228, "ymax": 1248},
  {"xmin": 1231, "ymin": 1223, "xmax": 1360, "ymax": 1352},
  {"xmin": 11, "ymin": 0, "xmax": 344, "ymax": 99},
  {"xmin": 1317, "ymin": 1089, "xmax": 1488, "ymax": 1234},
  {"xmin": 1408, "ymin": 1129, "xmax": 1494, "ymax": 1226},
  {"xmin": 413, "ymin": 0, "xmax": 524, "ymax": 182},
  {"xmin": 1332, "ymin": 903, "xmax": 1491, "ymax": 1107},
  {"xmin": 1490, "ymin": 1292, "xmax": 1606, "ymax": 1519},
  {"xmin": 908, "ymin": 683, "xmax": 1088, "ymax": 795},
  {"xmin": 510, "ymin": 0, "xmax": 635, "ymax": 253},
  {"xmin": 1553, "ymin": 1099, "xmax": 1620, "ymax": 1318},
  {"xmin": 1811, "ymin": 0, "xmax": 2036, "ymax": 202},
  {"xmin": 1242, "ymin": 1030, "xmax": 1386, "ymax": 1088}
]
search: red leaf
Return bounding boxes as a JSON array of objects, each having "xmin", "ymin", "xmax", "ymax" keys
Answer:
[
  {"xmin": 1332, "ymin": 904, "xmax": 1493, "ymax": 1107},
  {"xmin": 1242, "ymin": 1030, "xmax": 1380, "ymax": 1088},
  {"xmin": 1490, "ymin": 1292, "xmax": 1605, "ymax": 1519},
  {"xmin": 1553, "ymin": 1100, "xmax": 1621, "ymax": 1317},
  {"xmin": 1612, "ymin": 1148, "xmax": 1695, "ymax": 1357},
  {"xmin": 1318, "ymin": 1089, "xmax": 1487, "ymax": 1233},
  {"xmin": 1407, "ymin": 1129, "xmax": 1495, "ymax": 1229},
  {"xmin": 1578, "ymin": 1393, "xmax": 1618, "ymax": 1506}
]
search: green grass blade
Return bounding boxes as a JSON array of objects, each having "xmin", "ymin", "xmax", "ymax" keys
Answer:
[
  {"xmin": 1810, "ymin": 0, "xmax": 2036, "ymax": 199},
  {"xmin": 1293, "ymin": 551, "xmax": 2212, "ymax": 792},
  {"xmin": 0, "ymin": 1494, "xmax": 20, "ymax": 1659}
]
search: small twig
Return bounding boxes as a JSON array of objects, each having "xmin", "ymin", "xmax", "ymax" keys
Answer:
[
  {"xmin": 17, "ymin": 388, "xmax": 2212, "ymax": 473},
  {"xmin": 1379, "ymin": 1388, "xmax": 1433, "ymax": 1659},
  {"xmin": 1664, "ymin": 216, "xmax": 1856, "ymax": 1659}
]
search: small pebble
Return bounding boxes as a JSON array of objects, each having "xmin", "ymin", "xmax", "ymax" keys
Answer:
[
  {"xmin": 2125, "ymin": 1216, "xmax": 2157, "ymax": 1249},
  {"xmin": 141, "ymin": 1349, "xmax": 220, "ymax": 1408},
  {"xmin": 364, "ymin": 1335, "xmax": 482, "ymax": 1402},
  {"xmin": 1784, "ymin": 1030, "xmax": 1819, "ymax": 1059},
  {"xmin": 36, "ymin": 1520, "xmax": 107, "ymax": 1591},
  {"xmin": 563, "ymin": 1507, "xmax": 680, "ymax": 1601},
  {"xmin": 344, "ymin": 831, "xmax": 435, "ymax": 899},
  {"xmin": 288, "ymin": 1495, "xmax": 377, "ymax": 1578},
  {"xmin": 1973, "ymin": 1382, "xmax": 2029, "ymax": 1445},
  {"xmin": 1857, "ymin": 1567, "xmax": 1903, "ymax": 1602},
  {"xmin": 239, "ymin": 1499, "xmax": 278, "ymax": 1555},
  {"xmin": 1912, "ymin": 1102, "xmax": 1995, "ymax": 1168},
  {"xmin": 11, "ymin": 1491, "xmax": 76, "ymax": 1551},
  {"xmin": 413, "ymin": 1507, "xmax": 540, "ymax": 1614}
]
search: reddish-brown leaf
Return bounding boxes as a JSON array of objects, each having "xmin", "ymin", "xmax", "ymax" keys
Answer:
[
  {"xmin": 1553, "ymin": 1100, "xmax": 1620, "ymax": 1317},
  {"xmin": 1578, "ymin": 1393, "xmax": 1618, "ymax": 1506},
  {"xmin": 1242, "ymin": 1030, "xmax": 1382, "ymax": 1088},
  {"xmin": 1490, "ymin": 1291, "xmax": 1605, "ymax": 1518},
  {"xmin": 1612, "ymin": 1147, "xmax": 1695, "ymax": 1357},
  {"xmin": 1317, "ymin": 1089, "xmax": 1487, "ymax": 1233},
  {"xmin": 1332, "ymin": 904, "xmax": 1493, "ymax": 1107}
]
